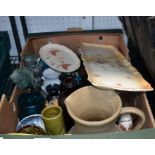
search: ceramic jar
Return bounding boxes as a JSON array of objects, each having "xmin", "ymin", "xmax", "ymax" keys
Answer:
[
  {"xmin": 41, "ymin": 68, "xmax": 61, "ymax": 94},
  {"xmin": 17, "ymin": 91, "xmax": 45, "ymax": 120}
]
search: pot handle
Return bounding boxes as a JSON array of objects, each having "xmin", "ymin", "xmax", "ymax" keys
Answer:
[{"xmin": 120, "ymin": 107, "xmax": 146, "ymax": 131}]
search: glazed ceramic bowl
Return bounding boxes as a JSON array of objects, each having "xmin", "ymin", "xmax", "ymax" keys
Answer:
[{"xmin": 16, "ymin": 114, "xmax": 46, "ymax": 135}]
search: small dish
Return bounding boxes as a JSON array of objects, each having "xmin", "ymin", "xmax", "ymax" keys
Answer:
[
  {"xmin": 39, "ymin": 42, "xmax": 80, "ymax": 73},
  {"xmin": 16, "ymin": 114, "xmax": 46, "ymax": 135}
]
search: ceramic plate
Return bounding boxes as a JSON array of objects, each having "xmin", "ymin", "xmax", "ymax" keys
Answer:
[
  {"xmin": 80, "ymin": 43, "xmax": 153, "ymax": 92},
  {"xmin": 39, "ymin": 43, "xmax": 80, "ymax": 73}
]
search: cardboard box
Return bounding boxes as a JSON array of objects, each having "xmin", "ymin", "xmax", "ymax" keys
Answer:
[{"xmin": 0, "ymin": 31, "xmax": 155, "ymax": 138}]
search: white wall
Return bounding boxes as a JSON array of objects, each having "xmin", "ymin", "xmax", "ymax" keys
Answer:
[{"xmin": 0, "ymin": 16, "xmax": 125, "ymax": 56}]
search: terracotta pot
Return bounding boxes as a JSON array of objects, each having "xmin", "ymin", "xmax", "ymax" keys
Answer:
[{"xmin": 65, "ymin": 86, "xmax": 146, "ymax": 134}]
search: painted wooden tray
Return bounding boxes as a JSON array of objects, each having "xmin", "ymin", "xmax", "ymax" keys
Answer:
[
  {"xmin": 80, "ymin": 43, "xmax": 153, "ymax": 92},
  {"xmin": 39, "ymin": 43, "xmax": 80, "ymax": 73}
]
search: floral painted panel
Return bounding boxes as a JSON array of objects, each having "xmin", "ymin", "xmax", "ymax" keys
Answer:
[{"xmin": 80, "ymin": 43, "xmax": 153, "ymax": 91}]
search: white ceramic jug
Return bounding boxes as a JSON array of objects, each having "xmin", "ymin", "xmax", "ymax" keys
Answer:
[{"xmin": 41, "ymin": 68, "xmax": 61, "ymax": 94}]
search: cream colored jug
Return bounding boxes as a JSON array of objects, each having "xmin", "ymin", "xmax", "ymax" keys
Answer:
[{"xmin": 65, "ymin": 86, "xmax": 146, "ymax": 134}]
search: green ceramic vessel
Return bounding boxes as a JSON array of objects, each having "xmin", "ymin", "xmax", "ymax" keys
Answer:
[{"xmin": 41, "ymin": 106, "xmax": 66, "ymax": 135}]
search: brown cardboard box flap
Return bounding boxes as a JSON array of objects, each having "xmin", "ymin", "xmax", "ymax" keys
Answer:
[{"xmin": 0, "ymin": 94, "xmax": 18, "ymax": 133}]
